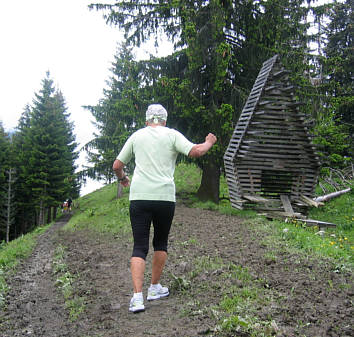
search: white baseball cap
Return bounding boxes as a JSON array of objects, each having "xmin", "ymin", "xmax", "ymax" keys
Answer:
[{"xmin": 145, "ymin": 104, "xmax": 168, "ymax": 122}]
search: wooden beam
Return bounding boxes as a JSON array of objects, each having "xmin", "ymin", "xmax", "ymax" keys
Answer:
[
  {"xmin": 243, "ymin": 194, "xmax": 271, "ymax": 203},
  {"xmin": 280, "ymin": 195, "xmax": 295, "ymax": 215},
  {"xmin": 300, "ymin": 194, "xmax": 323, "ymax": 208},
  {"xmin": 314, "ymin": 188, "xmax": 351, "ymax": 203}
]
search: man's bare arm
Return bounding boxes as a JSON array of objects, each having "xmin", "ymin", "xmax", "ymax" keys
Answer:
[{"xmin": 188, "ymin": 133, "xmax": 217, "ymax": 158}]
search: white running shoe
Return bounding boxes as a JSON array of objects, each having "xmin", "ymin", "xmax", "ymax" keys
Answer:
[
  {"xmin": 147, "ymin": 284, "xmax": 169, "ymax": 301},
  {"xmin": 129, "ymin": 296, "xmax": 145, "ymax": 313}
]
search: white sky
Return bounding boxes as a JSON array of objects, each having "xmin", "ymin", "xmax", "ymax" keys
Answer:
[{"xmin": 0, "ymin": 0, "xmax": 170, "ymax": 195}]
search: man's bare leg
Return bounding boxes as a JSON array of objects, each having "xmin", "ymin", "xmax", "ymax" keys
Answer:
[
  {"xmin": 151, "ymin": 251, "xmax": 167, "ymax": 284},
  {"xmin": 131, "ymin": 257, "xmax": 146, "ymax": 293}
]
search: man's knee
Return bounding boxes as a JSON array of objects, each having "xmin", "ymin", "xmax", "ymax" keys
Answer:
[
  {"xmin": 153, "ymin": 240, "xmax": 168, "ymax": 252},
  {"xmin": 132, "ymin": 244, "xmax": 149, "ymax": 260}
]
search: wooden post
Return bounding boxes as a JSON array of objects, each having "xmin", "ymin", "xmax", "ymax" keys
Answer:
[{"xmin": 117, "ymin": 182, "xmax": 123, "ymax": 199}]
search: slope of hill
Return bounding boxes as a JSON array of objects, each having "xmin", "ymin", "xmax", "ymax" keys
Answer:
[{"xmin": 0, "ymin": 164, "xmax": 352, "ymax": 336}]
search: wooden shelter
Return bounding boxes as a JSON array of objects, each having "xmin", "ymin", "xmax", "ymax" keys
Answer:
[{"xmin": 224, "ymin": 55, "xmax": 320, "ymax": 214}]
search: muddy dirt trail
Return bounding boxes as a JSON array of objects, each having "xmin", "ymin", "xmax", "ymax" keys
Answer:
[{"xmin": 0, "ymin": 206, "xmax": 352, "ymax": 337}]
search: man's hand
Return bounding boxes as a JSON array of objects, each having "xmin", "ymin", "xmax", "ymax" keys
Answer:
[
  {"xmin": 120, "ymin": 176, "xmax": 130, "ymax": 187},
  {"xmin": 205, "ymin": 133, "xmax": 217, "ymax": 145}
]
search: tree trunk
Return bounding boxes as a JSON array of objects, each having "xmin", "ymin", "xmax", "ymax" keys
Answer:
[
  {"xmin": 197, "ymin": 162, "xmax": 220, "ymax": 203},
  {"xmin": 47, "ymin": 207, "xmax": 52, "ymax": 223},
  {"xmin": 52, "ymin": 207, "xmax": 57, "ymax": 220},
  {"xmin": 314, "ymin": 188, "xmax": 351, "ymax": 202},
  {"xmin": 6, "ymin": 168, "xmax": 16, "ymax": 243},
  {"xmin": 39, "ymin": 200, "xmax": 44, "ymax": 226},
  {"xmin": 6, "ymin": 170, "xmax": 12, "ymax": 243}
]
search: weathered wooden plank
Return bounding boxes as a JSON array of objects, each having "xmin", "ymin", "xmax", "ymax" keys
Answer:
[
  {"xmin": 294, "ymin": 219, "xmax": 337, "ymax": 228},
  {"xmin": 240, "ymin": 143, "xmax": 315, "ymax": 151},
  {"xmin": 272, "ymin": 69, "xmax": 291, "ymax": 77},
  {"xmin": 246, "ymin": 132, "xmax": 313, "ymax": 140},
  {"xmin": 267, "ymin": 211, "xmax": 304, "ymax": 219},
  {"xmin": 239, "ymin": 151, "xmax": 316, "ymax": 159},
  {"xmin": 253, "ymin": 116, "xmax": 304, "ymax": 122},
  {"xmin": 262, "ymin": 55, "xmax": 278, "ymax": 66},
  {"xmin": 241, "ymin": 138, "xmax": 317, "ymax": 148},
  {"xmin": 254, "ymin": 74, "xmax": 271, "ymax": 86},
  {"xmin": 239, "ymin": 148, "xmax": 311, "ymax": 156},
  {"xmin": 235, "ymin": 163, "xmax": 319, "ymax": 171},
  {"xmin": 250, "ymin": 122, "xmax": 309, "ymax": 130},
  {"xmin": 257, "ymin": 103, "xmax": 298, "ymax": 110},
  {"xmin": 229, "ymin": 202, "xmax": 243, "ymax": 210},
  {"xmin": 280, "ymin": 195, "xmax": 295, "ymax": 214},
  {"xmin": 314, "ymin": 188, "xmax": 351, "ymax": 202},
  {"xmin": 261, "ymin": 95, "xmax": 293, "ymax": 102},
  {"xmin": 264, "ymin": 88, "xmax": 293, "ymax": 95},
  {"xmin": 243, "ymin": 195, "xmax": 271, "ymax": 203},
  {"xmin": 299, "ymin": 195, "xmax": 323, "ymax": 208}
]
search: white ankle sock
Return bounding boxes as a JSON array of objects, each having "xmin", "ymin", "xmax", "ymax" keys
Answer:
[
  {"xmin": 150, "ymin": 283, "xmax": 160, "ymax": 289},
  {"xmin": 133, "ymin": 292, "xmax": 143, "ymax": 299}
]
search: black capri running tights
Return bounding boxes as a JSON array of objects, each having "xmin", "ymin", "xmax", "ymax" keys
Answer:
[{"xmin": 129, "ymin": 200, "xmax": 175, "ymax": 260}]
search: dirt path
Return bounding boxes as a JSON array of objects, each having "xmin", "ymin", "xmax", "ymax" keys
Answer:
[
  {"xmin": 0, "ymin": 214, "xmax": 82, "ymax": 336},
  {"xmin": 0, "ymin": 206, "xmax": 352, "ymax": 337}
]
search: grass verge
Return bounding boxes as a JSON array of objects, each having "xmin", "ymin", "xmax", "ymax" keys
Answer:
[
  {"xmin": 0, "ymin": 224, "xmax": 49, "ymax": 306},
  {"xmin": 64, "ymin": 183, "xmax": 131, "ymax": 235}
]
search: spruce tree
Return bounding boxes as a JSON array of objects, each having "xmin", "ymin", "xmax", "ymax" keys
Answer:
[
  {"xmin": 21, "ymin": 73, "xmax": 79, "ymax": 225},
  {"xmin": 83, "ymin": 44, "xmax": 146, "ymax": 183},
  {"xmin": 0, "ymin": 122, "xmax": 11, "ymax": 241},
  {"xmin": 319, "ymin": 0, "xmax": 353, "ymax": 164},
  {"xmin": 11, "ymin": 105, "xmax": 37, "ymax": 236}
]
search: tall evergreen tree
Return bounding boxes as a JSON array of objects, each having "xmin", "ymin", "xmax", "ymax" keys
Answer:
[
  {"xmin": 0, "ymin": 122, "xmax": 11, "ymax": 241},
  {"xmin": 11, "ymin": 105, "xmax": 37, "ymax": 236},
  {"xmin": 21, "ymin": 73, "xmax": 79, "ymax": 225},
  {"xmin": 319, "ymin": 0, "xmax": 353, "ymax": 164},
  {"xmin": 83, "ymin": 44, "xmax": 147, "ymax": 183}
]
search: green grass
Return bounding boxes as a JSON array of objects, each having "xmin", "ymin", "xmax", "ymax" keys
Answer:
[
  {"xmin": 0, "ymin": 224, "xmax": 50, "ymax": 306},
  {"xmin": 65, "ymin": 183, "xmax": 131, "ymax": 235}
]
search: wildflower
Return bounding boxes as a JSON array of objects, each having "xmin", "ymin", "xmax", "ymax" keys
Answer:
[
  {"xmin": 283, "ymin": 228, "xmax": 289, "ymax": 233},
  {"xmin": 330, "ymin": 241, "xmax": 335, "ymax": 245}
]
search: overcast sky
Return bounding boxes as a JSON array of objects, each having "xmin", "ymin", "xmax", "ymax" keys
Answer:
[{"xmin": 0, "ymin": 0, "xmax": 168, "ymax": 195}]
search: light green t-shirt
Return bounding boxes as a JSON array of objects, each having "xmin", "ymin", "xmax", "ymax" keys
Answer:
[{"xmin": 117, "ymin": 126, "xmax": 195, "ymax": 202}]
